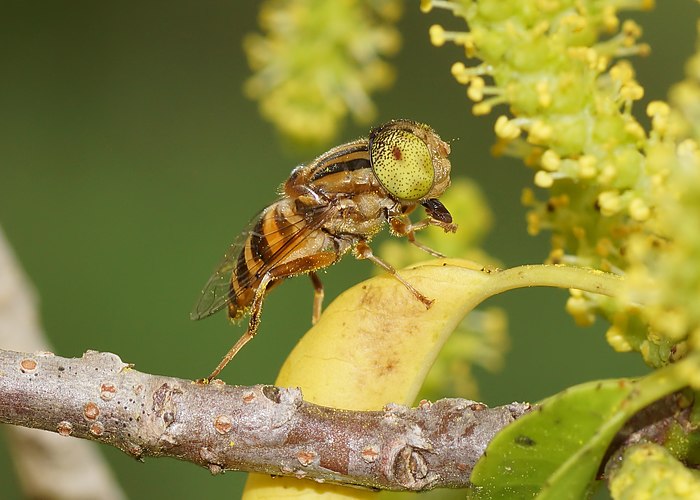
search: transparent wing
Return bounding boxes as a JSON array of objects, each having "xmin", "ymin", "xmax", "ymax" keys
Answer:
[
  {"xmin": 190, "ymin": 221, "xmax": 254, "ymax": 321},
  {"xmin": 190, "ymin": 201, "xmax": 336, "ymax": 321}
]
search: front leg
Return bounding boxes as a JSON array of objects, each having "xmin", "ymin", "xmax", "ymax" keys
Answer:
[
  {"xmin": 354, "ymin": 240, "xmax": 433, "ymax": 308},
  {"xmin": 389, "ymin": 213, "xmax": 457, "ymax": 258}
]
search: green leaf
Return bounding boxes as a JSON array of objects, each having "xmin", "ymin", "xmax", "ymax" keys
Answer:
[
  {"xmin": 469, "ymin": 379, "xmax": 634, "ymax": 499},
  {"xmin": 470, "ymin": 358, "xmax": 697, "ymax": 500}
]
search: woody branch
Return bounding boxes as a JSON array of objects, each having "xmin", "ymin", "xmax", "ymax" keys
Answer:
[
  {"xmin": 0, "ymin": 348, "xmax": 689, "ymax": 492},
  {"xmin": 0, "ymin": 347, "xmax": 532, "ymax": 491}
]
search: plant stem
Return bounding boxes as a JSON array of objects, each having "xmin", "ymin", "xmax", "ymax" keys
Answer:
[{"xmin": 484, "ymin": 264, "xmax": 624, "ymax": 299}]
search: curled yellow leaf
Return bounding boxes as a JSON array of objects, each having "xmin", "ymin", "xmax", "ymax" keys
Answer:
[{"xmin": 243, "ymin": 259, "xmax": 623, "ymax": 499}]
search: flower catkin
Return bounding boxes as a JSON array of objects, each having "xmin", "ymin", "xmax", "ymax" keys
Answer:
[
  {"xmin": 423, "ymin": 0, "xmax": 700, "ymax": 367},
  {"xmin": 244, "ymin": 0, "xmax": 401, "ymax": 145}
]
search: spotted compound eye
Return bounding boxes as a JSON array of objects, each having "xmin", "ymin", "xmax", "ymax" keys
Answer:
[{"xmin": 369, "ymin": 128, "xmax": 435, "ymax": 201}]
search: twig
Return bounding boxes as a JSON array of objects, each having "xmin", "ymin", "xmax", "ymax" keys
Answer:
[{"xmin": 0, "ymin": 348, "xmax": 531, "ymax": 491}]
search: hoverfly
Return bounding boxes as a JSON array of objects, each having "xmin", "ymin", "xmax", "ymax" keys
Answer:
[{"xmin": 192, "ymin": 119, "xmax": 456, "ymax": 381}]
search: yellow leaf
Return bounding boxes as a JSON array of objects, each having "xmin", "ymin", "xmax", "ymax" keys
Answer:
[{"xmin": 243, "ymin": 259, "xmax": 623, "ymax": 499}]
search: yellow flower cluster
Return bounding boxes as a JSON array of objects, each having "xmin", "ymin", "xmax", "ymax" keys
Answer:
[
  {"xmin": 244, "ymin": 0, "xmax": 401, "ymax": 144},
  {"xmin": 609, "ymin": 443, "xmax": 700, "ymax": 498},
  {"xmin": 423, "ymin": 0, "xmax": 700, "ymax": 367}
]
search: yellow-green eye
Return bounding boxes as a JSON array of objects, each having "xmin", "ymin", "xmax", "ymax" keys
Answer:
[{"xmin": 369, "ymin": 127, "xmax": 435, "ymax": 201}]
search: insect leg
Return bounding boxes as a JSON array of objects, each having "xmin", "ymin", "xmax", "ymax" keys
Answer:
[
  {"xmin": 354, "ymin": 240, "xmax": 433, "ymax": 308},
  {"xmin": 389, "ymin": 215, "xmax": 456, "ymax": 258},
  {"xmin": 206, "ymin": 273, "xmax": 274, "ymax": 382},
  {"xmin": 260, "ymin": 251, "xmax": 338, "ymax": 324},
  {"xmin": 309, "ymin": 272, "xmax": 324, "ymax": 325}
]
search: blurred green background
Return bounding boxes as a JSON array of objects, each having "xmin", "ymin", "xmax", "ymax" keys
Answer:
[{"xmin": 1, "ymin": 2, "xmax": 697, "ymax": 498}]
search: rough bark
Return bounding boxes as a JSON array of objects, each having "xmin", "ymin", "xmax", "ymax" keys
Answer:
[{"xmin": 0, "ymin": 348, "xmax": 532, "ymax": 491}]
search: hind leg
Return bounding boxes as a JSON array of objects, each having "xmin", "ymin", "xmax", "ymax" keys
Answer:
[
  {"xmin": 309, "ymin": 272, "xmax": 324, "ymax": 325},
  {"xmin": 205, "ymin": 273, "xmax": 273, "ymax": 382}
]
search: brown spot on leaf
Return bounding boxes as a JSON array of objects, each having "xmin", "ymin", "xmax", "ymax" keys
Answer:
[
  {"xmin": 377, "ymin": 357, "xmax": 399, "ymax": 376},
  {"xmin": 514, "ymin": 435, "xmax": 536, "ymax": 447}
]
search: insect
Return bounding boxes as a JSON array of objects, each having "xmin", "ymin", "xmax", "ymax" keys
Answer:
[{"xmin": 192, "ymin": 119, "xmax": 457, "ymax": 381}]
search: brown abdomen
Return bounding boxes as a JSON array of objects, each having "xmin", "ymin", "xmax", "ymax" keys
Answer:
[{"xmin": 227, "ymin": 201, "xmax": 305, "ymax": 321}]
